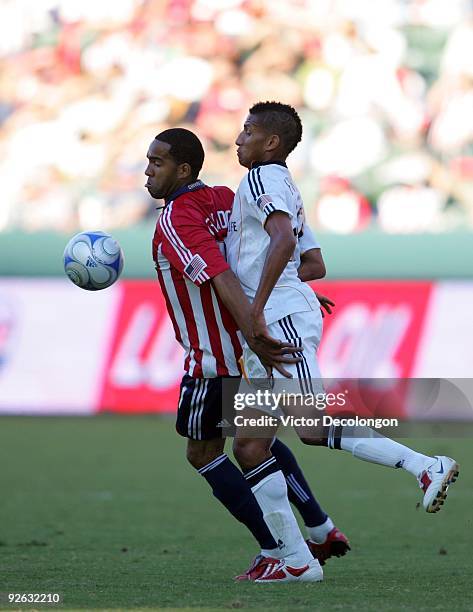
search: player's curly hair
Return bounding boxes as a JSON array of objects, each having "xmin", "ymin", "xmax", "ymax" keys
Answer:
[
  {"xmin": 155, "ymin": 128, "xmax": 204, "ymax": 180},
  {"xmin": 249, "ymin": 101, "xmax": 303, "ymax": 155}
]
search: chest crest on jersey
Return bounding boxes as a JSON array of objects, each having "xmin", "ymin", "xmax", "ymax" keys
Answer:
[{"xmin": 205, "ymin": 210, "xmax": 231, "ymax": 238}]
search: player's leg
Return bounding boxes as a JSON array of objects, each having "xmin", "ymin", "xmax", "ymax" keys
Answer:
[
  {"xmin": 270, "ymin": 437, "xmax": 350, "ymax": 563},
  {"xmin": 177, "ymin": 375, "xmax": 279, "ymax": 556},
  {"xmin": 278, "ymin": 313, "xmax": 459, "ymax": 514},
  {"xmin": 271, "ymin": 437, "xmax": 328, "ymax": 531},
  {"xmin": 238, "ymin": 315, "xmax": 349, "ymax": 563},
  {"xmin": 317, "ymin": 422, "xmax": 459, "ymax": 513},
  {"xmin": 233, "ymin": 408, "xmax": 322, "ymax": 580},
  {"xmin": 187, "ymin": 437, "xmax": 282, "ymax": 552}
]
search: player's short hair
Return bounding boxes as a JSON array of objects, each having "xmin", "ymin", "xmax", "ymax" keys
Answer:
[
  {"xmin": 249, "ymin": 101, "xmax": 303, "ymax": 155},
  {"xmin": 155, "ymin": 128, "xmax": 205, "ymax": 180}
]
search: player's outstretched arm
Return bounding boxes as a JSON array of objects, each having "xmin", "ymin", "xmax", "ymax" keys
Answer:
[{"xmin": 211, "ymin": 269, "xmax": 301, "ymax": 378}]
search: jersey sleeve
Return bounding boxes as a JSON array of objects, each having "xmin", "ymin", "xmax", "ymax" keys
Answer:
[
  {"xmin": 246, "ymin": 166, "xmax": 293, "ymax": 224},
  {"xmin": 160, "ymin": 202, "xmax": 230, "ymax": 286},
  {"xmin": 299, "ymin": 223, "xmax": 321, "ymax": 254}
]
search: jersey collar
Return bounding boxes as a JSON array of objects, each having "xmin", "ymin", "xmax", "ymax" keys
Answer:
[
  {"xmin": 250, "ymin": 160, "xmax": 287, "ymax": 169},
  {"xmin": 165, "ymin": 179, "xmax": 206, "ymax": 204}
]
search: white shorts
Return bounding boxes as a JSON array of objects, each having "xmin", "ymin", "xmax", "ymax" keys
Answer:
[{"xmin": 239, "ymin": 311, "xmax": 324, "ymax": 416}]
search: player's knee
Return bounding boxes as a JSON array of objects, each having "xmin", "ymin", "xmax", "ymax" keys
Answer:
[
  {"xmin": 186, "ymin": 439, "xmax": 224, "ymax": 470},
  {"xmin": 299, "ymin": 434, "xmax": 326, "ymax": 446},
  {"xmin": 233, "ymin": 438, "xmax": 271, "ymax": 470},
  {"xmin": 297, "ymin": 422, "xmax": 326, "ymax": 446},
  {"xmin": 185, "ymin": 443, "xmax": 206, "ymax": 469}
]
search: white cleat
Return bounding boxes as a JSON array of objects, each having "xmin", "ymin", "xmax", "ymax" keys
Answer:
[
  {"xmin": 418, "ymin": 455, "xmax": 459, "ymax": 513},
  {"xmin": 255, "ymin": 558, "xmax": 323, "ymax": 583}
]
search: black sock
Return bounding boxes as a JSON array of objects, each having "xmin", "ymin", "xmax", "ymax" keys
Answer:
[
  {"xmin": 198, "ymin": 453, "xmax": 277, "ymax": 550},
  {"xmin": 271, "ymin": 438, "xmax": 328, "ymax": 528}
]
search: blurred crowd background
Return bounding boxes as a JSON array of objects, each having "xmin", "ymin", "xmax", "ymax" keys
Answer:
[{"xmin": 0, "ymin": 0, "xmax": 472, "ymax": 235}]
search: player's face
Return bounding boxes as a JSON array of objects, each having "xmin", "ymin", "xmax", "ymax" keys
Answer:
[
  {"xmin": 145, "ymin": 140, "xmax": 180, "ymax": 199},
  {"xmin": 235, "ymin": 114, "xmax": 272, "ymax": 169}
]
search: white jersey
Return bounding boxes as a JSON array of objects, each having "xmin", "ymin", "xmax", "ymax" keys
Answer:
[{"xmin": 225, "ymin": 161, "xmax": 321, "ymax": 325}]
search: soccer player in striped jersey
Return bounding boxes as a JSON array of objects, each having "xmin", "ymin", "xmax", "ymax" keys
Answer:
[
  {"xmin": 225, "ymin": 101, "xmax": 459, "ymax": 582},
  {"xmin": 146, "ymin": 128, "xmax": 349, "ymax": 581}
]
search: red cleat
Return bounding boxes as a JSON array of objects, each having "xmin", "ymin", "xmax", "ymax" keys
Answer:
[
  {"xmin": 254, "ymin": 558, "xmax": 323, "ymax": 583},
  {"xmin": 234, "ymin": 555, "xmax": 281, "ymax": 581},
  {"xmin": 306, "ymin": 527, "xmax": 351, "ymax": 566}
]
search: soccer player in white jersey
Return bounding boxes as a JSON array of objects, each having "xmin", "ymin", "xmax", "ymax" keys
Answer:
[{"xmin": 225, "ymin": 101, "xmax": 459, "ymax": 582}]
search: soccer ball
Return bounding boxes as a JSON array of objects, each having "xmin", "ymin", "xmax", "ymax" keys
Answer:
[{"xmin": 63, "ymin": 231, "xmax": 124, "ymax": 291}]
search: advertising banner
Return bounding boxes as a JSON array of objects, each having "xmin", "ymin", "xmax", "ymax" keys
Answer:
[
  {"xmin": 0, "ymin": 279, "xmax": 117, "ymax": 413},
  {"xmin": 0, "ymin": 279, "xmax": 471, "ymax": 415}
]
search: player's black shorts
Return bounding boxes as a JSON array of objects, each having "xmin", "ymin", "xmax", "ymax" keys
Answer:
[{"xmin": 175, "ymin": 374, "xmax": 240, "ymax": 440}]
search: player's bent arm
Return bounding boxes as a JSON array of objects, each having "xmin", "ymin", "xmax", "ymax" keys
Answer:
[
  {"xmin": 211, "ymin": 269, "xmax": 255, "ymax": 340},
  {"xmin": 211, "ymin": 269, "xmax": 302, "ymax": 377},
  {"xmin": 297, "ymin": 249, "xmax": 334, "ymax": 317},
  {"xmin": 297, "ymin": 248, "xmax": 326, "ymax": 282},
  {"xmin": 251, "ymin": 211, "xmax": 296, "ymax": 319}
]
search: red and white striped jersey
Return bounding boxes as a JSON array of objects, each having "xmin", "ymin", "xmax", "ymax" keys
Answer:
[{"xmin": 152, "ymin": 181, "xmax": 242, "ymax": 378}]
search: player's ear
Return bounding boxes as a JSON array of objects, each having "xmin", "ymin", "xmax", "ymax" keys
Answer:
[
  {"xmin": 266, "ymin": 134, "xmax": 280, "ymax": 152},
  {"xmin": 177, "ymin": 162, "xmax": 192, "ymax": 180}
]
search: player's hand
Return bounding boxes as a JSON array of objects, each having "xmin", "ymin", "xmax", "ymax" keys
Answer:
[
  {"xmin": 247, "ymin": 310, "xmax": 302, "ymax": 378},
  {"xmin": 315, "ymin": 292, "xmax": 335, "ymax": 318}
]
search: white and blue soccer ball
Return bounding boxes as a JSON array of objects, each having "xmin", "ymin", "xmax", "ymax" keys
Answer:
[{"xmin": 63, "ymin": 231, "xmax": 124, "ymax": 291}]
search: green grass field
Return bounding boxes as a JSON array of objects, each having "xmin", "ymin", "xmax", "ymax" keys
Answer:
[{"xmin": 0, "ymin": 416, "xmax": 472, "ymax": 611}]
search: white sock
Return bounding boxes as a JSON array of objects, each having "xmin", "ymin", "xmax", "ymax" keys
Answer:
[
  {"xmin": 337, "ymin": 426, "xmax": 433, "ymax": 477},
  {"xmin": 308, "ymin": 516, "xmax": 334, "ymax": 544},
  {"xmin": 260, "ymin": 547, "xmax": 279, "ymax": 558},
  {"xmin": 251, "ymin": 471, "xmax": 312, "ymax": 568}
]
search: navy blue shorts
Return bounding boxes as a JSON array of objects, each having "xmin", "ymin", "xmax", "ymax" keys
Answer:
[{"xmin": 175, "ymin": 374, "xmax": 239, "ymax": 440}]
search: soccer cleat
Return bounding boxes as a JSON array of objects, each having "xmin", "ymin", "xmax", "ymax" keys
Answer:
[
  {"xmin": 254, "ymin": 558, "xmax": 323, "ymax": 583},
  {"xmin": 306, "ymin": 527, "xmax": 351, "ymax": 566},
  {"xmin": 418, "ymin": 455, "xmax": 459, "ymax": 513},
  {"xmin": 234, "ymin": 555, "xmax": 281, "ymax": 581}
]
